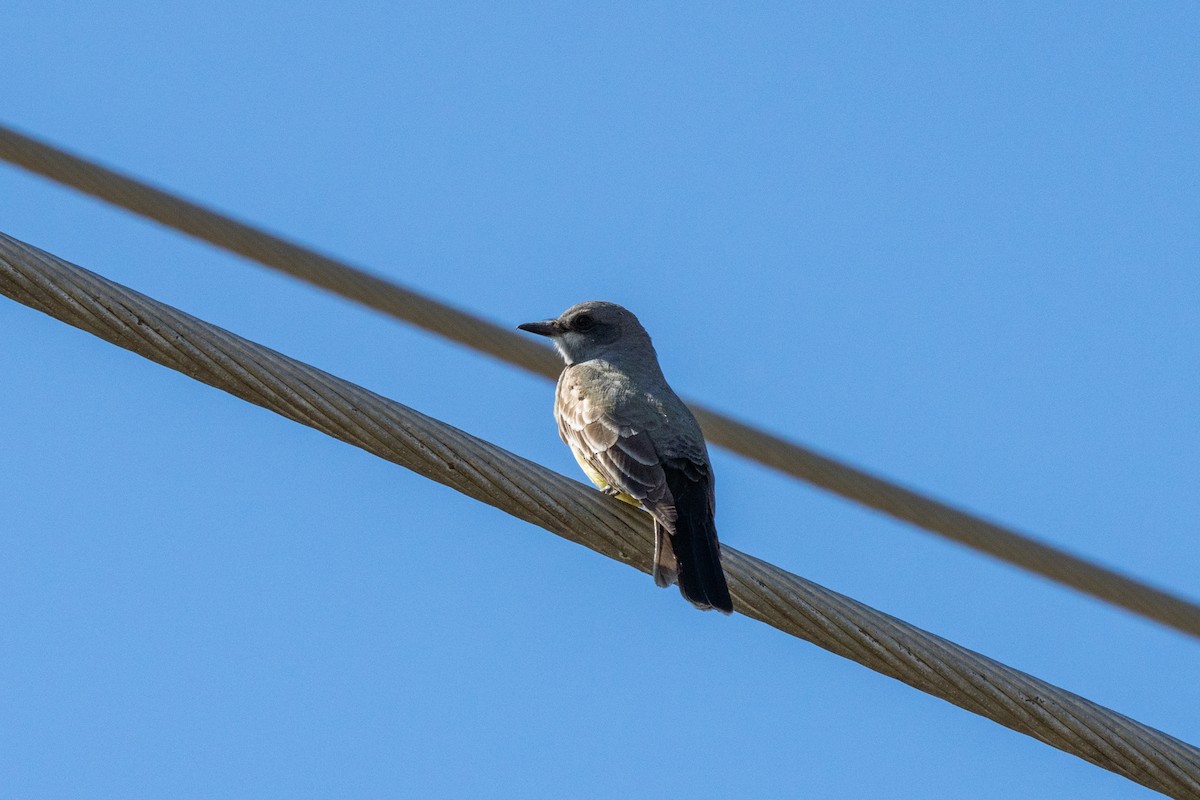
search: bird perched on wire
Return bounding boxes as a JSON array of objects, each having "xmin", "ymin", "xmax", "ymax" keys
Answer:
[{"xmin": 518, "ymin": 301, "xmax": 733, "ymax": 614}]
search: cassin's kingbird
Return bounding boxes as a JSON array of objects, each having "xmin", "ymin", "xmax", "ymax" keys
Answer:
[{"xmin": 518, "ymin": 301, "xmax": 733, "ymax": 614}]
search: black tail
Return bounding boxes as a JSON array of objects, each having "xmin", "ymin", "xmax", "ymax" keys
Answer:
[{"xmin": 662, "ymin": 466, "xmax": 733, "ymax": 614}]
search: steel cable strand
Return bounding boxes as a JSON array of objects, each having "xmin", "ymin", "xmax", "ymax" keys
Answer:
[
  {"xmin": 726, "ymin": 551, "xmax": 1197, "ymax": 791},
  {"xmin": 2, "ymin": 232, "xmax": 1199, "ymax": 797},
  {"xmin": 3, "ymin": 125, "xmax": 1197, "ymax": 638},
  {"xmin": 1, "ymin": 233, "xmax": 650, "ymax": 568},
  {"xmin": 728, "ymin": 553, "xmax": 1043, "ymax": 737},
  {"xmin": 2, "ymin": 252, "xmax": 651, "ymax": 560},
  {"xmin": 5, "ymin": 245, "xmax": 292, "ymax": 418}
]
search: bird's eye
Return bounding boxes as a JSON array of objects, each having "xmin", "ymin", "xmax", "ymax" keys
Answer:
[{"xmin": 573, "ymin": 314, "xmax": 596, "ymax": 332}]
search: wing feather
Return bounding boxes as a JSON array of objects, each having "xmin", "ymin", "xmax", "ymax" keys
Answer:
[{"xmin": 555, "ymin": 371, "xmax": 670, "ymax": 507}]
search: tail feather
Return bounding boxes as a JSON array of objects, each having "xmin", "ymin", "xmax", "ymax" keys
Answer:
[
  {"xmin": 652, "ymin": 519, "xmax": 678, "ymax": 588},
  {"xmin": 662, "ymin": 466, "xmax": 733, "ymax": 614}
]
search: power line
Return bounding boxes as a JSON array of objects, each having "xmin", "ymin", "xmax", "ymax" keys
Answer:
[
  {"xmin": 2, "ymin": 124, "xmax": 1196, "ymax": 639},
  {"xmin": 1, "ymin": 230, "xmax": 1197, "ymax": 799}
]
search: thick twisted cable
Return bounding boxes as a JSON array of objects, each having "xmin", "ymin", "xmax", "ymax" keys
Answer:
[
  {"xmin": 2, "ymin": 232, "xmax": 1198, "ymax": 799},
  {"xmin": 2, "ymin": 125, "xmax": 1199, "ymax": 641}
]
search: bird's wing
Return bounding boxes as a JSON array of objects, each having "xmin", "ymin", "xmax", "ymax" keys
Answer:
[
  {"xmin": 557, "ymin": 378, "xmax": 682, "ymax": 587},
  {"xmin": 555, "ymin": 375, "xmax": 671, "ymax": 509}
]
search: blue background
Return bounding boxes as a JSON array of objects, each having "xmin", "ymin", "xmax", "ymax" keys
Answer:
[{"xmin": 2, "ymin": 3, "xmax": 1197, "ymax": 798}]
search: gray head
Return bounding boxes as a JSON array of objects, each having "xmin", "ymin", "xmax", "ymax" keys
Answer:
[{"xmin": 518, "ymin": 300, "xmax": 657, "ymax": 366}]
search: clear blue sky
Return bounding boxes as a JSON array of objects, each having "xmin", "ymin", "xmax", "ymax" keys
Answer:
[{"xmin": 2, "ymin": 3, "xmax": 1197, "ymax": 798}]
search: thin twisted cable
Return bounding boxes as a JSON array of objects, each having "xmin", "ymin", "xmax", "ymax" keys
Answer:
[
  {"xmin": 1, "ymin": 231, "xmax": 1198, "ymax": 799},
  {"xmin": 2, "ymin": 125, "xmax": 1199, "ymax": 641}
]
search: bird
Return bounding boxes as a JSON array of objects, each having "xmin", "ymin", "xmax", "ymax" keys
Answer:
[{"xmin": 518, "ymin": 301, "xmax": 733, "ymax": 614}]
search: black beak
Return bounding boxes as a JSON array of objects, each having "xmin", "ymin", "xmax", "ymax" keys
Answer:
[{"xmin": 517, "ymin": 319, "xmax": 560, "ymax": 337}]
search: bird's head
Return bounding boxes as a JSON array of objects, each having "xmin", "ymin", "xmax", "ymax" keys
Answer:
[{"xmin": 518, "ymin": 301, "xmax": 654, "ymax": 366}]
